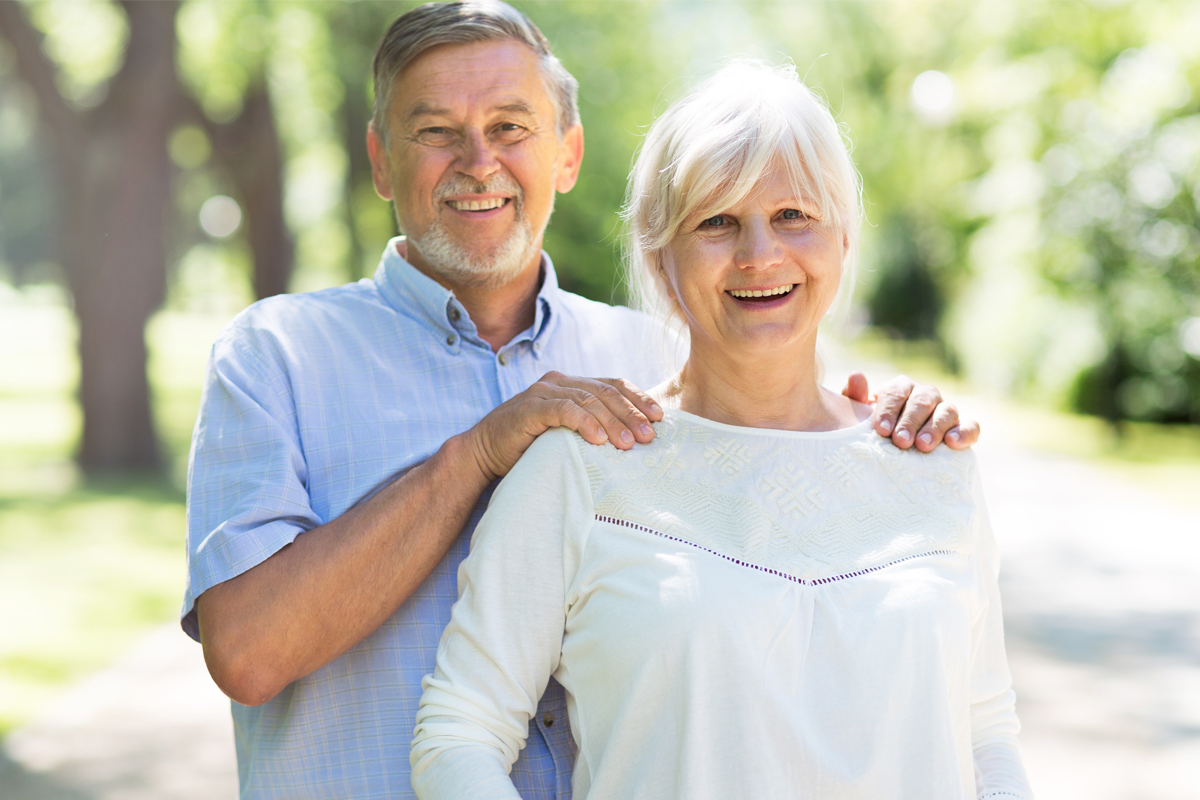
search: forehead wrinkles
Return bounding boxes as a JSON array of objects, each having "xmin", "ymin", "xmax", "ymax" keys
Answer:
[{"xmin": 398, "ymin": 45, "xmax": 555, "ymax": 126}]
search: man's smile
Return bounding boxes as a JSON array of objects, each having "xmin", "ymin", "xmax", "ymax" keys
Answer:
[{"xmin": 445, "ymin": 196, "xmax": 512, "ymax": 212}]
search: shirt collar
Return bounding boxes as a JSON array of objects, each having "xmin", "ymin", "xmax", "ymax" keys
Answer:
[{"xmin": 373, "ymin": 236, "xmax": 562, "ymax": 347}]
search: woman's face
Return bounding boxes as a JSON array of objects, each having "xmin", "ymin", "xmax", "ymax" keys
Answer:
[{"xmin": 660, "ymin": 167, "xmax": 845, "ymax": 365}]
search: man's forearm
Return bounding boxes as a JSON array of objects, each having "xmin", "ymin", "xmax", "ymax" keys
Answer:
[{"xmin": 196, "ymin": 431, "xmax": 491, "ymax": 706}]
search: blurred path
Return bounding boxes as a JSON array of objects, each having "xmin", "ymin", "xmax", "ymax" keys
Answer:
[
  {"xmin": 2, "ymin": 371, "xmax": 1198, "ymax": 799},
  {"xmin": 975, "ymin": 402, "xmax": 1200, "ymax": 800},
  {"xmin": 0, "ymin": 625, "xmax": 236, "ymax": 800}
]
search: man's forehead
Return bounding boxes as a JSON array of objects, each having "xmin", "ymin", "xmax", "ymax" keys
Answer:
[{"xmin": 394, "ymin": 40, "xmax": 554, "ymax": 122}]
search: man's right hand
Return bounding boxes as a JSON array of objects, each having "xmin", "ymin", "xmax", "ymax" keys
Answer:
[{"xmin": 465, "ymin": 371, "xmax": 664, "ymax": 482}]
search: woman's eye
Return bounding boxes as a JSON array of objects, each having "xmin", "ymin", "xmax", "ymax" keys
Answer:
[
  {"xmin": 782, "ymin": 209, "xmax": 804, "ymax": 220},
  {"xmin": 703, "ymin": 215, "xmax": 727, "ymax": 227}
]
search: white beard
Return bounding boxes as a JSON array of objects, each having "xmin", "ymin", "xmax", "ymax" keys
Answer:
[{"xmin": 407, "ymin": 172, "xmax": 549, "ymax": 290}]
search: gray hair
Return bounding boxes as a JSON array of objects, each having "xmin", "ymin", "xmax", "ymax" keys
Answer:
[
  {"xmin": 623, "ymin": 61, "xmax": 862, "ymax": 335},
  {"xmin": 372, "ymin": 1, "xmax": 580, "ymax": 143}
]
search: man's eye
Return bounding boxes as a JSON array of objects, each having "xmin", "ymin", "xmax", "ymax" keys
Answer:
[
  {"xmin": 493, "ymin": 123, "xmax": 527, "ymax": 141},
  {"xmin": 416, "ymin": 127, "xmax": 456, "ymax": 144}
]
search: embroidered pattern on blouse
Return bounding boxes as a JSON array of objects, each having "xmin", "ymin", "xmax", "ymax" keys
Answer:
[
  {"xmin": 596, "ymin": 514, "xmax": 956, "ymax": 586},
  {"xmin": 823, "ymin": 444, "xmax": 869, "ymax": 487},
  {"xmin": 576, "ymin": 415, "xmax": 976, "ymax": 579},
  {"xmin": 759, "ymin": 464, "xmax": 824, "ymax": 519},
  {"xmin": 703, "ymin": 438, "xmax": 753, "ymax": 474}
]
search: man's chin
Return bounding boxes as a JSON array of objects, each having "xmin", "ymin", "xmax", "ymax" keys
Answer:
[{"xmin": 409, "ymin": 236, "xmax": 539, "ymax": 291}]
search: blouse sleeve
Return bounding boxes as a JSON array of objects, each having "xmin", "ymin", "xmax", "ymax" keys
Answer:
[
  {"xmin": 968, "ymin": 458, "xmax": 1036, "ymax": 798},
  {"xmin": 410, "ymin": 428, "xmax": 594, "ymax": 800}
]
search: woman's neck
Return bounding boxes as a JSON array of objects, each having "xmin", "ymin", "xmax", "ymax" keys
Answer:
[{"xmin": 658, "ymin": 341, "xmax": 866, "ymax": 432}]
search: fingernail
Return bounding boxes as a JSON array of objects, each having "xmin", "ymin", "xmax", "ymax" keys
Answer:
[
  {"xmin": 879, "ymin": 419, "xmax": 893, "ymax": 433},
  {"xmin": 894, "ymin": 429, "xmax": 911, "ymax": 443},
  {"xmin": 948, "ymin": 431, "xmax": 960, "ymax": 443},
  {"xmin": 649, "ymin": 403, "xmax": 662, "ymax": 414},
  {"xmin": 596, "ymin": 429, "xmax": 607, "ymax": 442},
  {"xmin": 919, "ymin": 432, "xmax": 932, "ymax": 446},
  {"xmin": 620, "ymin": 430, "xmax": 633, "ymax": 444},
  {"xmin": 639, "ymin": 424, "xmax": 653, "ymax": 437}
]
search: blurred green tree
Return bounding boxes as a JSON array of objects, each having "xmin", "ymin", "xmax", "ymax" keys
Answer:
[{"xmin": 0, "ymin": 0, "xmax": 181, "ymax": 472}]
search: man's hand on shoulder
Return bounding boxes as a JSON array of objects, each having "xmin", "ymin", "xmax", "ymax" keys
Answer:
[
  {"xmin": 842, "ymin": 373, "xmax": 980, "ymax": 452},
  {"xmin": 465, "ymin": 372, "xmax": 663, "ymax": 482}
]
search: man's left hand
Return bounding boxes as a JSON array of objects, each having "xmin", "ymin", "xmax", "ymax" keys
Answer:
[{"xmin": 842, "ymin": 373, "xmax": 980, "ymax": 452}]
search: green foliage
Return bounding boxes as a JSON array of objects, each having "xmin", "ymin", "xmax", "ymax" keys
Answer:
[{"xmin": 2, "ymin": 0, "xmax": 1198, "ymax": 426}]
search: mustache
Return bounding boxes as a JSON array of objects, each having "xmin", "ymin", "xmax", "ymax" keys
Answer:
[{"xmin": 434, "ymin": 173, "xmax": 524, "ymax": 208}]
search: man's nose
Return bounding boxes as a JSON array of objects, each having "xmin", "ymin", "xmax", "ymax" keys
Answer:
[
  {"xmin": 455, "ymin": 129, "xmax": 501, "ymax": 183},
  {"xmin": 736, "ymin": 219, "xmax": 784, "ymax": 270}
]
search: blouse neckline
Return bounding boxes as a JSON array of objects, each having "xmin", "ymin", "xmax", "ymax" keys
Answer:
[{"xmin": 663, "ymin": 407, "xmax": 876, "ymax": 441}]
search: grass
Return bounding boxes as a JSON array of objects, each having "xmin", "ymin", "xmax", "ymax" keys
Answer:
[
  {"xmin": 0, "ymin": 287, "xmax": 235, "ymax": 735},
  {"xmin": 0, "ymin": 481, "xmax": 186, "ymax": 733}
]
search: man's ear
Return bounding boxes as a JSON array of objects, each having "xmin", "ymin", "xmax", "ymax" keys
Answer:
[
  {"xmin": 554, "ymin": 124, "xmax": 585, "ymax": 193},
  {"xmin": 366, "ymin": 122, "xmax": 394, "ymax": 201}
]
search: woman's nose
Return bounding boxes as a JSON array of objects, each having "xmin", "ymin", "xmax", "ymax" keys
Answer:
[
  {"xmin": 455, "ymin": 129, "xmax": 501, "ymax": 183},
  {"xmin": 736, "ymin": 220, "xmax": 785, "ymax": 270}
]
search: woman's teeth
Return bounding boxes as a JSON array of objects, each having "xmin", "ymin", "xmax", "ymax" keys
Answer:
[
  {"xmin": 728, "ymin": 284, "xmax": 795, "ymax": 299},
  {"xmin": 448, "ymin": 198, "xmax": 508, "ymax": 211}
]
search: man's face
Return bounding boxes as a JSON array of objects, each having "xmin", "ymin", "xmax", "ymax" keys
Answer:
[{"xmin": 367, "ymin": 39, "xmax": 583, "ymax": 289}]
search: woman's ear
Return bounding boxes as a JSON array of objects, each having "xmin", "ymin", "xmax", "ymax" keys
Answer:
[{"xmin": 654, "ymin": 254, "xmax": 677, "ymax": 302}]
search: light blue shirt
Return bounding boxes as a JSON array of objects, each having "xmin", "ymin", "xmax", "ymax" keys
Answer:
[{"xmin": 183, "ymin": 239, "xmax": 670, "ymax": 799}]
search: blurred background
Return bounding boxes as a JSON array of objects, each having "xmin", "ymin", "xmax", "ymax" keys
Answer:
[{"xmin": 0, "ymin": 1, "xmax": 1197, "ymax": 797}]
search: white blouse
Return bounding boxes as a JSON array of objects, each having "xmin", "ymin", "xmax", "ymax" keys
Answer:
[{"xmin": 411, "ymin": 411, "xmax": 1033, "ymax": 800}]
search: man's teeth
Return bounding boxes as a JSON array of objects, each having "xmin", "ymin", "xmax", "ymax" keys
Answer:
[
  {"xmin": 448, "ymin": 198, "xmax": 507, "ymax": 211},
  {"xmin": 729, "ymin": 284, "xmax": 795, "ymax": 298}
]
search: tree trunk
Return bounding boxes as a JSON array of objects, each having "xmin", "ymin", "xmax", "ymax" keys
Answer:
[
  {"xmin": 0, "ymin": 1, "xmax": 180, "ymax": 473},
  {"xmin": 206, "ymin": 81, "xmax": 294, "ymax": 300}
]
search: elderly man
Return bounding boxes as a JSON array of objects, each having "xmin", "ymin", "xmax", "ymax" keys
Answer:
[{"xmin": 183, "ymin": 2, "xmax": 976, "ymax": 798}]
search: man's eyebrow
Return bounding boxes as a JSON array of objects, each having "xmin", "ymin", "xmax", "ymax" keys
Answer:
[
  {"xmin": 494, "ymin": 101, "xmax": 537, "ymax": 116},
  {"xmin": 406, "ymin": 101, "xmax": 450, "ymax": 121},
  {"xmin": 404, "ymin": 99, "xmax": 540, "ymax": 124}
]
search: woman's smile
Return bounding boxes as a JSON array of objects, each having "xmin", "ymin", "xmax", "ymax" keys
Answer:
[{"xmin": 727, "ymin": 283, "xmax": 796, "ymax": 301}]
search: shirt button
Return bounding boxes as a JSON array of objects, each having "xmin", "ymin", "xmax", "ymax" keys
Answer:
[
  {"xmin": 497, "ymin": 353, "xmax": 508, "ymax": 366},
  {"xmin": 448, "ymin": 308, "xmax": 460, "ymax": 322},
  {"xmin": 542, "ymin": 712, "xmax": 554, "ymax": 727},
  {"xmin": 446, "ymin": 334, "xmax": 456, "ymax": 346}
]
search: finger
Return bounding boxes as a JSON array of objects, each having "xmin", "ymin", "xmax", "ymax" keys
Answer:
[
  {"xmin": 543, "ymin": 396, "xmax": 614, "ymax": 447},
  {"xmin": 871, "ymin": 375, "xmax": 915, "ymax": 439},
  {"xmin": 841, "ymin": 372, "xmax": 872, "ymax": 404},
  {"xmin": 944, "ymin": 417, "xmax": 980, "ymax": 450},
  {"xmin": 914, "ymin": 402, "xmax": 958, "ymax": 452},
  {"xmin": 559, "ymin": 387, "xmax": 642, "ymax": 450},
  {"xmin": 893, "ymin": 384, "xmax": 944, "ymax": 450},
  {"xmin": 605, "ymin": 378, "xmax": 664, "ymax": 423},
  {"xmin": 578, "ymin": 379, "xmax": 656, "ymax": 444},
  {"xmin": 532, "ymin": 373, "xmax": 658, "ymax": 445},
  {"xmin": 530, "ymin": 375, "xmax": 635, "ymax": 447}
]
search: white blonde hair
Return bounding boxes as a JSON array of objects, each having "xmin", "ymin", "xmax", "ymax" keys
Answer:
[{"xmin": 622, "ymin": 60, "xmax": 862, "ymax": 337}]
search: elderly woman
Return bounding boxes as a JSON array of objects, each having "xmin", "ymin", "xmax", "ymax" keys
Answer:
[{"xmin": 409, "ymin": 61, "xmax": 1033, "ymax": 799}]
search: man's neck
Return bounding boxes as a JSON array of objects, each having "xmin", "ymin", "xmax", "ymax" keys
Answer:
[{"xmin": 397, "ymin": 239, "xmax": 541, "ymax": 353}]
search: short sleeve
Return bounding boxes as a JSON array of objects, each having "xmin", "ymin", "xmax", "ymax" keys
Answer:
[{"xmin": 180, "ymin": 322, "xmax": 322, "ymax": 641}]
